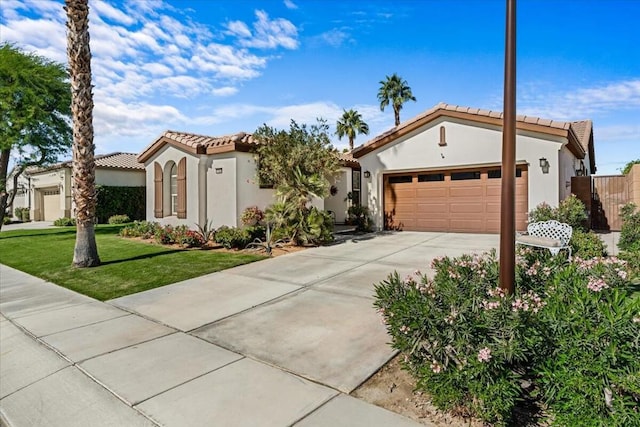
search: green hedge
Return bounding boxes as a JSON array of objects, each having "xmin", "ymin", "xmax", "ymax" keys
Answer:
[{"xmin": 95, "ymin": 186, "xmax": 145, "ymax": 224}]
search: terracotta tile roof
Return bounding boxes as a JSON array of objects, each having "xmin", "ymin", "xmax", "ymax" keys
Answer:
[
  {"xmin": 353, "ymin": 102, "xmax": 591, "ymax": 160},
  {"xmin": 94, "ymin": 152, "xmax": 145, "ymax": 170},
  {"xmin": 138, "ymin": 130, "xmax": 261, "ymax": 162},
  {"xmin": 27, "ymin": 152, "xmax": 143, "ymax": 174},
  {"xmin": 569, "ymin": 120, "xmax": 593, "ymax": 151},
  {"xmin": 161, "ymin": 130, "xmax": 259, "ymax": 150},
  {"xmin": 338, "ymin": 151, "xmax": 360, "ymax": 168}
]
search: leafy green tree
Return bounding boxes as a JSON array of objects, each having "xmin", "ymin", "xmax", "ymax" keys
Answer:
[
  {"xmin": 66, "ymin": 0, "xmax": 100, "ymax": 267},
  {"xmin": 336, "ymin": 109, "xmax": 369, "ymax": 151},
  {"xmin": 254, "ymin": 120, "xmax": 340, "ymax": 203},
  {"xmin": 0, "ymin": 44, "xmax": 72, "ymax": 230},
  {"xmin": 621, "ymin": 159, "xmax": 640, "ymax": 175},
  {"xmin": 254, "ymin": 120, "xmax": 339, "ymax": 245},
  {"xmin": 378, "ymin": 73, "xmax": 416, "ymax": 127}
]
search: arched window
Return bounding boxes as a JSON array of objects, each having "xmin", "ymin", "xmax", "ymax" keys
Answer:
[{"xmin": 170, "ymin": 162, "xmax": 178, "ymax": 216}]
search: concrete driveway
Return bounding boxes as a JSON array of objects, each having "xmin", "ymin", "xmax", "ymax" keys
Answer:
[{"xmin": 1, "ymin": 231, "xmax": 498, "ymax": 426}]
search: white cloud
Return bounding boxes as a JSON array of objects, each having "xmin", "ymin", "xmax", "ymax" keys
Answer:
[
  {"xmin": 233, "ymin": 10, "xmax": 299, "ymax": 50},
  {"xmin": 284, "ymin": 0, "xmax": 298, "ymax": 10},
  {"xmin": 2, "ymin": 0, "xmax": 303, "ymax": 154},
  {"xmin": 316, "ymin": 28, "xmax": 350, "ymax": 47},
  {"xmin": 91, "ymin": 0, "xmax": 135, "ymax": 25},
  {"xmin": 225, "ymin": 20, "xmax": 252, "ymax": 38},
  {"xmin": 519, "ymin": 79, "xmax": 640, "ymax": 120},
  {"xmin": 211, "ymin": 86, "xmax": 239, "ymax": 97}
]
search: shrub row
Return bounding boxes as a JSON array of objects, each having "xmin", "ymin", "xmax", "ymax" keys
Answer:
[
  {"xmin": 374, "ymin": 249, "xmax": 639, "ymax": 425},
  {"xmin": 119, "ymin": 221, "xmax": 266, "ymax": 249}
]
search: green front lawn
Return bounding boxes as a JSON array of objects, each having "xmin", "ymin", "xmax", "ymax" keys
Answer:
[{"xmin": 0, "ymin": 225, "xmax": 265, "ymax": 301}]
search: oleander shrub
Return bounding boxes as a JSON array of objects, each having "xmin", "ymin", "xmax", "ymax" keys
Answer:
[
  {"xmin": 536, "ymin": 257, "xmax": 640, "ymax": 426},
  {"xmin": 570, "ymin": 229, "xmax": 608, "ymax": 258},
  {"xmin": 374, "ymin": 250, "xmax": 639, "ymax": 425},
  {"xmin": 619, "ymin": 203, "xmax": 640, "ymax": 253},
  {"xmin": 215, "ymin": 226, "xmax": 251, "ymax": 249},
  {"xmin": 528, "ymin": 194, "xmax": 588, "ymax": 231},
  {"xmin": 53, "ymin": 217, "xmax": 76, "ymax": 226},
  {"xmin": 107, "ymin": 214, "xmax": 131, "ymax": 225}
]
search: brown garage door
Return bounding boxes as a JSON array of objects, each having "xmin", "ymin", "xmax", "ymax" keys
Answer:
[{"xmin": 384, "ymin": 167, "xmax": 528, "ymax": 233}]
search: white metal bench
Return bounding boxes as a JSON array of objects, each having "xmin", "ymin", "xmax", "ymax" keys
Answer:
[{"xmin": 516, "ymin": 220, "xmax": 573, "ymax": 258}]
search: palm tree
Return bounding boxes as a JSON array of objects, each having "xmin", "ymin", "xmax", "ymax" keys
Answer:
[
  {"xmin": 377, "ymin": 73, "xmax": 416, "ymax": 127},
  {"xmin": 65, "ymin": 0, "xmax": 100, "ymax": 267},
  {"xmin": 336, "ymin": 109, "xmax": 369, "ymax": 151}
]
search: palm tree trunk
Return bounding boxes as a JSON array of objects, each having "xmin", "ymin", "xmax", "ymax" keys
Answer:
[
  {"xmin": 349, "ymin": 136, "xmax": 354, "ymax": 151},
  {"xmin": 394, "ymin": 107, "xmax": 400, "ymax": 126},
  {"xmin": 66, "ymin": 0, "xmax": 100, "ymax": 267}
]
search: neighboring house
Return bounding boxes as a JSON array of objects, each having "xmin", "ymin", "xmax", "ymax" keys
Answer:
[
  {"xmin": 8, "ymin": 152, "xmax": 145, "ymax": 221},
  {"xmin": 352, "ymin": 102, "xmax": 596, "ymax": 233},
  {"xmin": 137, "ymin": 130, "xmax": 358, "ymax": 229}
]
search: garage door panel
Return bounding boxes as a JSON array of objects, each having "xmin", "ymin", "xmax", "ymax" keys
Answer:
[
  {"xmin": 450, "ymin": 186, "xmax": 484, "ymax": 198},
  {"xmin": 416, "ymin": 187, "xmax": 447, "ymax": 198},
  {"xmin": 450, "ymin": 219, "xmax": 484, "ymax": 232},
  {"xmin": 384, "ymin": 168, "xmax": 528, "ymax": 233},
  {"xmin": 449, "ymin": 202, "xmax": 484, "ymax": 213},
  {"xmin": 415, "ymin": 202, "xmax": 448, "ymax": 213}
]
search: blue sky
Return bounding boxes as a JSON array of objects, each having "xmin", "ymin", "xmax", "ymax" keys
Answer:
[{"xmin": 1, "ymin": 0, "xmax": 638, "ymax": 174}]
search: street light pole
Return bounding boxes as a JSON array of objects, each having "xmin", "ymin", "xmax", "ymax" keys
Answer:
[{"xmin": 499, "ymin": 0, "xmax": 516, "ymax": 294}]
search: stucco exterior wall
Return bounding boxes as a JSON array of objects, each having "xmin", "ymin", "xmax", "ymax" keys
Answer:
[
  {"xmin": 235, "ymin": 152, "xmax": 275, "ymax": 226},
  {"xmin": 207, "ymin": 153, "xmax": 238, "ymax": 228},
  {"xmin": 96, "ymin": 169, "xmax": 145, "ymax": 186},
  {"xmin": 144, "ymin": 144, "xmax": 200, "ymax": 227},
  {"xmin": 558, "ymin": 146, "xmax": 576, "ymax": 201},
  {"xmin": 357, "ymin": 118, "xmax": 566, "ymax": 230},
  {"xmin": 324, "ymin": 167, "xmax": 351, "ymax": 223}
]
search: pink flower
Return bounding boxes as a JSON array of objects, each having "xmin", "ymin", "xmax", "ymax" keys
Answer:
[
  {"xmin": 477, "ymin": 347, "xmax": 492, "ymax": 363},
  {"xmin": 430, "ymin": 360, "xmax": 442, "ymax": 373},
  {"xmin": 399, "ymin": 325, "xmax": 410, "ymax": 334},
  {"xmin": 587, "ymin": 278, "xmax": 609, "ymax": 292}
]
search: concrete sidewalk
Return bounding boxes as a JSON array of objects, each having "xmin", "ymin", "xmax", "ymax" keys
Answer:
[{"xmin": 1, "ymin": 231, "xmax": 499, "ymax": 426}]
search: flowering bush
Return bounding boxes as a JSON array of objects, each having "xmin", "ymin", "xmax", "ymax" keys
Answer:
[
  {"xmin": 241, "ymin": 206, "xmax": 264, "ymax": 226},
  {"xmin": 374, "ymin": 250, "xmax": 640, "ymax": 425},
  {"xmin": 528, "ymin": 194, "xmax": 588, "ymax": 230},
  {"xmin": 119, "ymin": 221, "xmax": 160, "ymax": 239}
]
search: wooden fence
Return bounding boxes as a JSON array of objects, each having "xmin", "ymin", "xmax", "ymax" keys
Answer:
[{"xmin": 571, "ymin": 164, "xmax": 640, "ymax": 231}]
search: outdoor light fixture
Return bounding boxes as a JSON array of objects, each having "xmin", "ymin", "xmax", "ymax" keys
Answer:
[
  {"xmin": 575, "ymin": 169, "xmax": 584, "ymax": 176},
  {"xmin": 215, "ymin": 168, "xmax": 223, "ymax": 174},
  {"xmin": 539, "ymin": 158, "xmax": 550, "ymax": 174},
  {"xmin": 363, "ymin": 171, "xmax": 371, "ymax": 179}
]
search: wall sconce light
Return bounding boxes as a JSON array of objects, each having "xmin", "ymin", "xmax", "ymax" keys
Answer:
[
  {"xmin": 215, "ymin": 168, "xmax": 223, "ymax": 174},
  {"xmin": 575, "ymin": 169, "xmax": 584, "ymax": 176},
  {"xmin": 539, "ymin": 158, "xmax": 550, "ymax": 174},
  {"xmin": 363, "ymin": 170, "xmax": 371, "ymax": 179}
]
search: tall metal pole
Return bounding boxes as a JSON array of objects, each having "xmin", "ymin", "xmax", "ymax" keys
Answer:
[{"xmin": 499, "ymin": 0, "xmax": 516, "ymax": 294}]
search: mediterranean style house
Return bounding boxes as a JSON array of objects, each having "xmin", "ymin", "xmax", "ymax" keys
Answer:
[
  {"xmin": 351, "ymin": 103, "xmax": 596, "ymax": 233},
  {"xmin": 9, "ymin": 153, "xmax": 144, "ymax": 221},
  {"xmin": 136, "ymin": 102, "xmax": 596, "ymax": 234},
  {"xmin": 137, "ymin": 131, "xmax": 359, "ymax": 228}
]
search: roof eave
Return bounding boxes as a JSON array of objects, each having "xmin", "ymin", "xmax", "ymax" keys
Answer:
[{"xmin": 137, "ymin": 135, "xmax": 204, "ymax": 163}]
